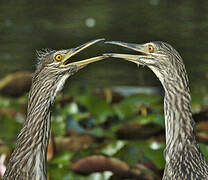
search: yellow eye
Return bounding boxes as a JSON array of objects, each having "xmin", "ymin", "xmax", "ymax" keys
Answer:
[
  {"xmin": 55, "ymin": 54, "xmax": 63, "ymax": 61},
  {"xmin": 148, "ymin": 45, "xmax": 154, "ymax": 53}
]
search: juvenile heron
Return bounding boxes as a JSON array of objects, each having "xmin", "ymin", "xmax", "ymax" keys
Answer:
[
  {"xmin": 2, "ymin": 39, "xmax": 106, "ymax": 180},
  {"xmin": 105, "ymin": 41, "xmax": 208, "ymax": 179}
]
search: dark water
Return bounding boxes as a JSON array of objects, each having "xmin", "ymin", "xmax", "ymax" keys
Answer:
[{"xmin": 0, "ymin": 0, "xmax": 208, "ymax": 92}]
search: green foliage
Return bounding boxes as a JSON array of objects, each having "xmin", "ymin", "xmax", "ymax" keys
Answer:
[
  {"xmin": 191, "ymin": 93, "xmax": 208, "ymax": 112},
  {"xmin": 113, "ymin": 94, "xmax": 162, "ymax": 119},
  {"xmin": 50, "ymin": 151, "xmax": 75, "ymax": 166},
  {"xmin": 101, "ymin": 140, "xmax": 126, "ymax": 156},
  {"xmin": 114, "ymin": 141, "xmax": 165, "ymax": 169},
  {"xmin": 200, "ymin": 144, "xmax": 208, "ymax": 162},
  {"xmin": 51, "ymin": 115, "xmax": 66, "ymax": 137},
  {"xmin": 0, "ymin": 95, "xmax": 27, "ymax": 112},
  {"xmin": 0, "ymin": 95, "xmax": 26, "ymax": 145},
  {"xmin": 1, "ymin": 90, "xmax": 208, "ymax": 179},
  {"xmin": 0, "ymin": 116, "xmax": 22, "ymax": 145},
  {"xmin": 131, "ymin": 113, "xmax": 165, "ymax": 126},
  {"xmin": 77, "ymin": 94, "xmax": 115, "ymax": 123}
]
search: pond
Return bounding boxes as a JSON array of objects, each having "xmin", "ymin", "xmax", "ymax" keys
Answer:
[{"xmin": 0, "ymin": 0, "xmax": 208, "ymax": 92}]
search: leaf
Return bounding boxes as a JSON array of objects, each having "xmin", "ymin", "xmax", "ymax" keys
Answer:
[
  {"xmin": 114, "ymin": 141, "xmax": 165, "ymax": 169},
  {"xmin": 101, "ymin": 140, "xmax": 126, "ymax": 156},
  {"xmin": 114, "ymin": 144, "xmax": 142, "ymax": 166},
  {"xmin": 131, "ymin": 113, "xmax": 165, "ymax": 126},
  {"xmin": 50, "ymin": 151, "xmax": 74, "ymax": 165},
  {"xmin": 61, "ymin": 103, "xmax": 79, "ymax": 116},
  {"xmin": 0, "ymin": 116, "xmax": 22, "ymax": 143},
  {"xmin": 114, "ymin": 94, "xmax": 162, "ymax": 119},
  {"xmin": 199, "ymin": 144, "xmax": 208, "ymax": 161},
  {"xmin": 87, "ymin": 127, "xmax": 108, "ymax": 137},
  {"xmin": 51, "ymin": 115, "xmax": 66, "ymax": 136},
  {"xmin": 130, "ymin": 141, "xmax": 165, "ymax": 169},
  {"xmin": 77, "ymin": 95, "xmax": 114, "ymax": 123}
]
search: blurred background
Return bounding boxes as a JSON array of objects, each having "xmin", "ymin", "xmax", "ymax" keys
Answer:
[{"xmin": 0, "ymin": 0, "xmax": 208, "ymax": 179}]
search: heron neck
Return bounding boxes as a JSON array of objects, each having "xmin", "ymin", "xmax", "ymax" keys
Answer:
[
  {"xmin": 4, "ymin": 75, "xmax": 57, "ymax": 179},
  {"xmin": 163, "ymin": 79, "xmax": 197, "ymax": 161}
]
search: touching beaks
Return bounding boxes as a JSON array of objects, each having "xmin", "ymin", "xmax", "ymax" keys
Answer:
[
  {"xmin": 61, "ymin": 39, "xmax": 106, "ymax": 68},
  {"xmin": 104, "ymin": 41, "xmax": 148, "ymax": 63}
]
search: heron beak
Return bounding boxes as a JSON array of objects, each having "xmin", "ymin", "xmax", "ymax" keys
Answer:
[
  {"xmin": 61, "ymin": 39, "xmax": 105, "ymax": 68},
  {"xmin": 104, "ymin": 41, "xmax": 148, "ymax": 63}
]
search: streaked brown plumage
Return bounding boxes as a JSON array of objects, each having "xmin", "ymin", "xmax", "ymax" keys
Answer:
[
  {"xmin": 2, "ymin": 39, "xmax": 105, "ymax": 180},
  {"xmin": 105, "ymin": 41, "xmax": 208, "ymax": 179}
]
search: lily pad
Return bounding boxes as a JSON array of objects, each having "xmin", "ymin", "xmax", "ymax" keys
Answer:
[{"xmin": 77, "ymin": 95, "xmax": 114, "ymax": 124}]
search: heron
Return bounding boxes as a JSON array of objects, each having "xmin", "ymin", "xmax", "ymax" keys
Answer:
[
  {"xmin": 104, "ymin": 41, "xmax": 208, "ymax": 179},
  {"xmin": 2, "ymin": 39, "xmax": 106, "ymax": 180}
]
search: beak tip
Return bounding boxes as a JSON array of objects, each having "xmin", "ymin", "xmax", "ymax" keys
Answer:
[
  {"xmin": 103, "ymin": 53, "xmax": 113, "ymax": 58},
  {"xmin": 104, "ymin": 41, "xmax": 114, "ymax": 44},
  {"xmin": 95, "ymin": 38, "xmax": 105, "ymax": 42}
]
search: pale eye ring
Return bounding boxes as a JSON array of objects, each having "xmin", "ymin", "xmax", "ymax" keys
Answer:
[
  {"xmin": 148, "ymin": 45, "xmax": 154, "ymax": 53},
  {"xmin": 55, "ymin": 54, "xmax": 63, "ymax": 61}
]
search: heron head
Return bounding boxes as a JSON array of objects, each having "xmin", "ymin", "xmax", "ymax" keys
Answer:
[
  {"xmin": 33, "ymin": 39, "xmax": 105, "ymax": 96},
  {"xmin": 104, "ymin": 41, "xmax": 186, "ymax": 83},
  {"xmin": 36, "ymin": 39, "xmax": 105, "ymax": 77}
]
